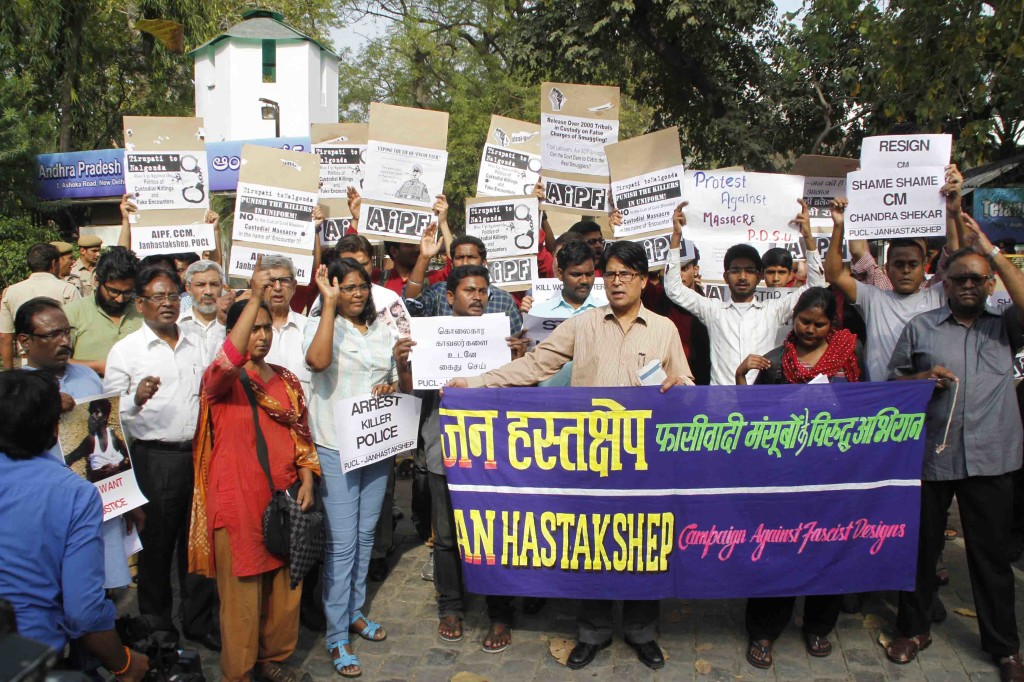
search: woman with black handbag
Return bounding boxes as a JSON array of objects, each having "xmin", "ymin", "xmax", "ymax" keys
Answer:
[
  {"xmin": 188, "ymin": 257, "xmax": 320, "ymax": 682},
  {"xmin": 304, "ymin": 258, "xmax": 398, "ymax": 678}
]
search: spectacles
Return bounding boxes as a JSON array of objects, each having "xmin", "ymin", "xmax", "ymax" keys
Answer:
[
  {"xmin": 586, "ymin": 237, "xmax": 606, "ymax": 246},
  {"xmin": 101, "ymin": 283, "xmax": 135, "ymax": 300},
  {"xmin": 727, "ymin": 267, "xmax": 760, "ymax": 276},
  {"xmin": 604, "ymin": 270, "xmax": 638, "ymax": 283},
  {"xmin": 949, "ymin": 274, "xmax": 995, "ymax": 286},
  {"xmin": 27, "ymin": 326, "xmax": 76, "ymax": 341},
  {"xmin": 339, "ymin": 284, "xmax": 370, "ymax": 294},
  {"xmin": 139, "ymin": 293, "xmax": 182, "ymax": 304},
  {"xmin": 269, "ymin": 276, "xmax": 295, "ymax": 286}
]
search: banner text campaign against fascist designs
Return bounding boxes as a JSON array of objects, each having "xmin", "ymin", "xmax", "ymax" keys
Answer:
[{"xmin": 439, "ymin": 383, "xmax": 933, "ymax": 600}]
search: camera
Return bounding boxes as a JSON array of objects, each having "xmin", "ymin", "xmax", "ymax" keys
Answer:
[{"xmin": 115, "ymin": 618, "xmax": 205, "ymax": 682}]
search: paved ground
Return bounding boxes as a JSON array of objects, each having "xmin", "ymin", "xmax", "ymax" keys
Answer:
[{"xmin": 137, "ymin": 477, "xmax": 1024, "ymax": 681}]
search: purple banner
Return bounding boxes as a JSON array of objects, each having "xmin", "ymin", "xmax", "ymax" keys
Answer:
[{"xmin": 438, "ymin": 382, "xmax": 933, "ymax": 600}]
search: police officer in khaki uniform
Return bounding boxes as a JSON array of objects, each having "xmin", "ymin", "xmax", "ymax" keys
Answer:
[
  {"xmin": 50, "ymin": 241, "xmax": 75, "ymax": 280},
  {"xmin": 69, "ymin": 235, "xmax": 103, "ymax": 297},
  {"xmin": 0, "ymin": 243, "xmax": 80, "ymax": 369}
]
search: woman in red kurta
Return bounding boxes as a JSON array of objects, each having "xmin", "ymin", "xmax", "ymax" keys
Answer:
[{"xmin": 188, "ymin": 260, "xmax": 320, "ymax": 682}]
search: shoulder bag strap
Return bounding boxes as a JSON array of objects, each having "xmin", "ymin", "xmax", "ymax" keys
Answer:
[{"xmin": 239, "ymin": 372, "xmax": 275, "ymax": 495}]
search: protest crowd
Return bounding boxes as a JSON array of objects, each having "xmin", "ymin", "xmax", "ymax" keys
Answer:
[{"xmin": 2, "ymin": 97, "xmax": 1024, "ymax": 682}]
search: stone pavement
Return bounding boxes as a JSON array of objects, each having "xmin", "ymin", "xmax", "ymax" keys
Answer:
[{"xmin": 147, "ymin": 478, "xmax": 1024, "ymax": 682}]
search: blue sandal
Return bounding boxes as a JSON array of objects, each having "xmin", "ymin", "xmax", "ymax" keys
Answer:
[
  {"xmin": 327, "ymin": 639, "xmax": 361, "ymax": 678},
  {"xmin": 349, "ymin": 611, "xmax": 387, "ymax": 642}
]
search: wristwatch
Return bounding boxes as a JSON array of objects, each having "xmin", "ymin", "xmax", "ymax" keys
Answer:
[{"xmin": 987, "ymin": 245, "xmax": 1001, "ymax": 261}]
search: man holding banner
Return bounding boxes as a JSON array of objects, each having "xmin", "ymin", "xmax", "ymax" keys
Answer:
[
  {"xmin": 449, "ymin": 241, "xmax": 692, "ymax": 670},
  {"xmin": 885, "ymin": 221, "xmax": 1024, "ymax": 680}
]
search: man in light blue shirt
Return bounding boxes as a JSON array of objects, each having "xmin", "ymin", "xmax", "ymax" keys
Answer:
[
  {"xmin": 16, "ymin": 296, "xmax": 135, "ymax": 590},
  {"xmin": 523, "ymin": 241, "xmax": 600, "ymax": 386}
]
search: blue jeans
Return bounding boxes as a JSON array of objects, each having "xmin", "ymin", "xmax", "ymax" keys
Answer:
[{"xmin": 318, "ymin": 445, "xmax": 390, "ymax": 643}]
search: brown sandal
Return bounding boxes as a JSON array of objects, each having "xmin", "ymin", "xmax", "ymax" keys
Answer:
[
  {"xmin": 438, "ymin": 614, "xmax": 464, "ymax": 642},
  {"xmin": 885, "ymin": 633, "xmax": 932, "ymax": 664},
  {"xmin": 746, "ymin": 639, "xmax": 772, "ymax": 669},
  {"xmin": 482, "ymin": 623, "xmax": 512, "ymax": 653}
]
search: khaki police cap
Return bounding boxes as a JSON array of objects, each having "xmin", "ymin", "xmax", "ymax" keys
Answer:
[
  {"xmin": 50, "ymin": 241, "xmax": 74, "ymax": 255},
  {"xmin": 77, "ymin": 235, "xmax": 103, "ymax": 248}
]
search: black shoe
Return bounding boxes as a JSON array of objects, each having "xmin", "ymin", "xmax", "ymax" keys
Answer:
[
  {"xmin": 628, "ymin": 639, "xmax": 665, "ymax": 670},
  {"xmin": 368, "ymin": 557, "xmax": 389, "ymax": 583},
  {"xmin": 184, "ymin": 629, "xmax": 222, "ymax": 652},
  {"xmin": 567, "ymin": 640, "xmax": 611, "ymax": 670},
  {"xmin": 523, "ymin": 597, "xmax": 546, "ymax": 615},
  {"xmin": 931, "ymin": 593, "xmax": 947, "ymax": 624}
]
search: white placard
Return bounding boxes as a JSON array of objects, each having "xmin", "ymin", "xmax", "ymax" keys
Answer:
[
  {"xmin": 541, "ymin": 112, "xmax": 619, "ymax": 176},
  {"xmin": 804, "ymin": 176, "xmax": 846, "ymax": 229},
  {"xmin": 363, "ymin": 140, "xmax": 448, "ymax": 208},
  {"xmin": 487, "ymin": 255, "xmax": 538, "ymax": 292},
  {"xmin": 860, "ymin": 134, "xmax": 952, "ymax": 169},
  {"xmin": 477, "ymin": 144, "xmax": 542, "ymax": 197},
  {"xmin": 683, "ymin": 171, "xmax": 805, "ymax": 245},
  {"xmin": 320, "ymin": 216, "xmax": 356, "ymax": 246},
  {"xmin": 532, "ymin": 278, "xmax": 608, "ymax": 306},
  {"xmin": 314, "ymin": 143, "xmax": 366, "ymax": 197},
  {"xmin": 58, "ymin": 393, "xmax": 148, "ymax": 522},
  {"xmin": 611, "ymin": 165, "xmax": 685, "ymax": 237},
  {"xmin": 228, "ymin": 244, "xmax": 314, "ymax": 285},
  {"xmin": 541, "ymin": 176, "xmax": 610, "ymax": 213},
  {"xmin": 131, "ymin": 222, "xmax": 216, "ymax": 257},
  {"xmin": 408, "ymin": 315, "xmax": 512, "ymax": 389},
  {"xmin": 522, "ymin": 313, "xmax": 567, "ymax": 346},
  {"xmin": 845, "ymin": 167, "xmax": 946, "ymax": 239},
  {"xmin": 124, "ymin": 151, "xmax": 209, "ymax": 210},
  {"xmin": 234, "ymin": 181, "xmax": 318, "ymax": 251},
  {"xmin": 702, "ymin": 283, "xmax": 789, "ymax": 303},
  {"xmin": 333, "ymin": 393, "xmax": 422, "ymax": 473},
  {"xmin": 357, "ymin": 203, "xmax": 435, "ymax": 242},
  {"xmin": 627, "ymin": 231, "xmax": 673, "ymax": 270},
  {"xmin": 466, "ymin": 197, "xmax": 540, "ymax": 258}
]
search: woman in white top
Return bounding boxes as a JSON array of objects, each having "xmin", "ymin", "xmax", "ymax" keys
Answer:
[{"xmin": 303, "ymin": 258, "xmax": 397, "ymax": 678}]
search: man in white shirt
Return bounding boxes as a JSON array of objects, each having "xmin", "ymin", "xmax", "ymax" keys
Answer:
[
  {"xmin": 259, "ymin": 254, "xmax": 313, "ymax": 398},
  {"xmin": 177, "ymin": 260, "xmax": 229, "ymax": 367},
  {"xmin": 524, "ymin": 240, "xmax": 601, "ymax": 387},
  {"xmin": 665, "ymin": 201, "xmax": 824, "ymax": 385},
  {"xmin": 103, "ymin": 265, "xmax": 219, "ymax": 649}
]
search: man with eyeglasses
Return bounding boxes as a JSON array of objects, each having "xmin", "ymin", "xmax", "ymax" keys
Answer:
[
  {"xmin": 16, "ymin": 296, "xmax": 141, "ymax": 592},
  {"xmin": 0, "ymin": 243, "xmax": 81, "ymax": 369},
  {"xmin": 665, "ymin": 201, "xmax": 824, "ymax": 385},
  {"xmin": 62, "ymin": 246, "xmax": 143, "ymax": 377},
  {"xmin": 884, "ymin": 222, "xmax": 1024, "ymax": 681},
  {"xmin": 103, "ymin": 265, "xmax": 220, "ymax": 651},
  {"xmin": 566, "ymin": 219, "xmax": 607, "ymax": 264},
  {"xmin": 178, "ymin": 260, "xmax": 231, "ymax": 367},
  {"xmin": 449, "ymin": 241, "xmax": 693, "ymax": 670}
]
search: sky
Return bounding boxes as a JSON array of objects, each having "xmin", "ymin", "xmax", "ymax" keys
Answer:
[{"xmin": 329, "ymin": 1, "xmax": 807, "ymax": 53}]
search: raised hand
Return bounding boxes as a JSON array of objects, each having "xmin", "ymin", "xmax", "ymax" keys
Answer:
[
  {"xmin": 314, "ymin": 264, "xmax": 341, "ymax": 305},
  {"xmin": 532, "ymin": 179, "xmax": 546, "ymax": 203},
  {"xmin": 942, "ymin": 164, "xmax": 963, "ymax": 214},
  {"xmin": 830, "ymin": 197, "xmax": 847, "ymax": 230},
  {"xmin": 249, "ymin": 254, "xmax": 272, "ymax": 302},
  {"xmin": 793, "ymin": 199, "xmax": 812, "ymax": 241},
  {"xmin": 433, "ymin": 194, "xmax": 449, "ymax": 223},
  {"xmin": 419, "ymin": 221, "xmax": 444, "ymax": 259},
  {"xmin": 347, "ymin": 186, "xmax": 362, "ymax": 217}
]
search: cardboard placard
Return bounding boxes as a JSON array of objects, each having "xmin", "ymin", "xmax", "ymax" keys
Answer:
[
  {"xmin": 682, "ymin": 170, "xmax": 805, "ymax": 248},
  {"xmin": 131, "ymin": 210, "xmax": 216, "ymax": 257},
  {"xmin": 333, "ymin": 393, "xmax": 422, "ymax": 473},
  {"xmin": 123, "ymin": 116, "xmax": 208, "ymax": 212},
  {"xmin": 607, "ymin": 128, "xmax": 685, "ymax": 238},
  {"xmin": 487, "ymin": 255, "xmax": 538, "ymax": 292},
  {"xmin": 791, "ymin": 154, "xmax": 859, "ymax": 178},
  {"xmin": 541, "ymin": 173, "xmax": 611, "ymax": 214},
  {"xmin": 408, "ymin": 315, "xmax": 512, "ymax": 389},
  {"xmin": 845, "ymin": 167, "xmax": 946, "ymax": 239},
  {"xmin": 362, "ymin": 103, "xmax": 450, "ymax": 215},
  {"xmin": 477, "ymin": 116, "xmax": 542, "ymax": 197},
  {"xmin": 624, "ymin": 230, "xmax": 674, "ymax": 270},
  {"xmin": 540, "ymin": 83, "xmax": 620, "ymax": 177},
  {"xmin": 228, "ymin": 144, "xmax": 320, "ymax": 284},
  {"xmin": 466, "ymin": 195, "xmax": 540, "ymax": 259},
  {"xmin": 860, "ymin": 134, "xmax": 952, "ymax": 170},
  {"xmin": 356, "ymin": 201, "xmax": 435, "ymax": 244},
  {"xmin": 312, "ymin": 122, "xmax": 368, "ymax": 217}
]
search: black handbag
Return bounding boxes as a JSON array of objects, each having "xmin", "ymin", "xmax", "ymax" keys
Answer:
[{"xmin": 240, "ymin": 373, "xmax": 325, "ymax": 587}]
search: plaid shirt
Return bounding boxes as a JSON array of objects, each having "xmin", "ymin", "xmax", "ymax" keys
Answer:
[{"xmin": 404, "ymin": 281, "xmax": 523, "ymax": 334}]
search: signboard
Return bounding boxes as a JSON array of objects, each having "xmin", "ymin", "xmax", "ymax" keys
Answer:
[
  {"xmin": 408, "ymin": 315, "xmax": 512, "ymax": 389},
  {"xmin": 607, "ymin": 127, "xmax": 685, "ymax": 238},
  {"xmin": 476, "ymin": 116, "xmax": 542, "ymax": 197},
  {"xmin": 465, "ymin": 195, "xmax": 540, "ymax": 259},
  {"xmin": 333, "ymin": 393, "xmax": 422, "ymax": 473},
  {"xmin": 845, "ymin": 168, "xmax": 946, "ymax": 239}
]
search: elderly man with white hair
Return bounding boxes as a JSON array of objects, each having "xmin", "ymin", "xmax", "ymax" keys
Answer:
[
  {"xmin": 178, "ymin": 260, "xmax": 231, "ymax": 367},
  {"xmin": 260, "ymin": 254, "xmax": 313, "ymax": 399}
]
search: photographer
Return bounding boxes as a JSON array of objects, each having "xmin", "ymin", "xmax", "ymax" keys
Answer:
[{"xmin": 0, "ymin": 370, "xmax": 148, "ymax": 680}]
